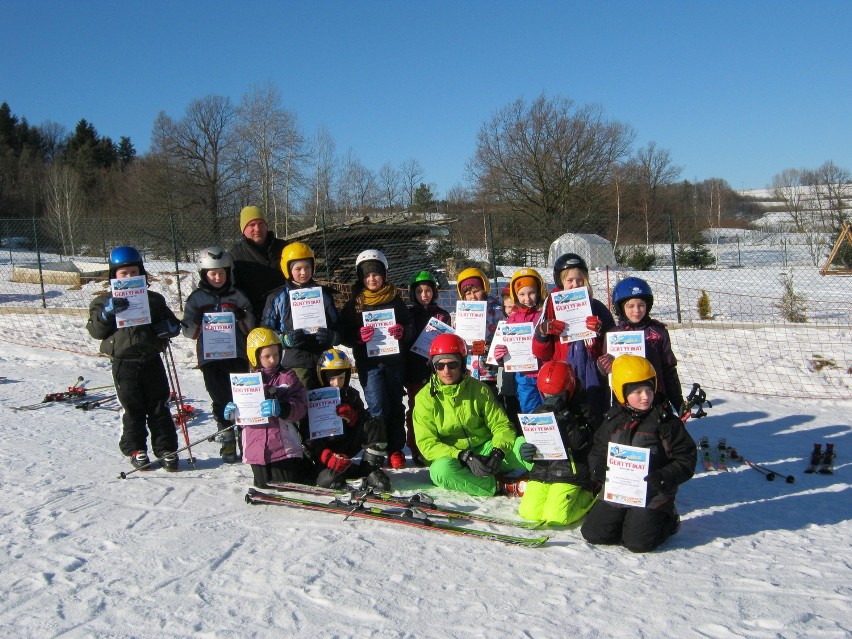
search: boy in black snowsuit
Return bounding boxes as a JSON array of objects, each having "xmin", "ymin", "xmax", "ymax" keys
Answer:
[{"xmin": 581, "ymin": 354, "xmax": 696, "ymax": 552}]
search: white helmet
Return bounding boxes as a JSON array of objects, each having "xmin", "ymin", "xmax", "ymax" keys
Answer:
[
  {"xmin": 198, "ymin": 246, "xmax": 233, "ymax": 271},
  {"xmin": 355, "ymin": 249, "xmax": 388, "ymax": 270}
]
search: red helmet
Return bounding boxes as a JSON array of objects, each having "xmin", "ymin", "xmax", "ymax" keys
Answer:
[
  {"xmin": 429, "ymin": 333, "xmax": 468, "ymax": 358},
  {"xmin": 537, "ymin": 360, "xmax": 576, "ymax": 398}
]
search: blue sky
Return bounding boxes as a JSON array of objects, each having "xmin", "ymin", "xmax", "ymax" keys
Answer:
[{"xmin": 3, "ymin": 1, "xmax": 850, "ymax": 197}]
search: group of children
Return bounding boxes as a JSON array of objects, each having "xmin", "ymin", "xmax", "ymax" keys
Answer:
[{"xmin": 88, "ymin": 210, "xmax": 696, "ymax": 552}]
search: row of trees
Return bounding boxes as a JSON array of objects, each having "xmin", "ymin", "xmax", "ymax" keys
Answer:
[{"xmin": 2, "ymin": 88, "xmax": 846, "ymax": 265}]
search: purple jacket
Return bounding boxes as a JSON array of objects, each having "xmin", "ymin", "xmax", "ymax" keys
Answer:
[{"xmin": 241, "ymin": 366, "xmax": 308, "ymax": 465}]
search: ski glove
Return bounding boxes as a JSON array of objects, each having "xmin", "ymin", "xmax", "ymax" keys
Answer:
[
  {"xmin": 223, "ymin": 402, "xmax": 238, "ymax": 421},
  {"xmin": 359, "ymin": 326, "xmax": 375, "ymax": 344},
  {"xmin": 644, "ymin": 471, "xmax": 665, "ymax": 493},
  {"xmin": 470, "ymin": 340, "xmax": 487, "ymax": 356},
  {"xmin": 458, "ymin": 448, "xmax": 504, "ymax": 477},
  {"xmin": 282, "ymin": 329, "xmax": 306, "ymax": 349},
  {"xmin": 596, "ymin": 353, "xmax": 615, "ymax": 376},
  {"xmin": 260, "ymin": 399, "xmax": 287, "ymax": 418},
  {"xmin": 154, "ymin": 318, "xmax": 181, "ymax": 339},
  {"xmin": 537, "ymin": 318, "xmax": 566, "ymax": 337},
  {"xmin": 101, "ymin": 296, "xmax": 130, "ymax": 320},
  {"xmin": 314, "ymin": 327, "xmax": 337, "ymax": 347},
  {"xmin": 585, "ymin": 316, "xmax": 603, "ymax": 335},
  {"xmin": 519, "ymin": 442, "xmax": 538, "ymax": 463},
  {"xmin": 493, "ymin": 344, "xmax": 509, "ymax": 362},
  {"xmin": 387, "ymin": 324, "xmax": 404, "ymax": 340},
  {"xmin": 320, "ymin": 449, "xmax": 352, "ymax": 473},
  {"xmin": 336, "ymin": 403, "xmax": 358, "ymax": 426}
]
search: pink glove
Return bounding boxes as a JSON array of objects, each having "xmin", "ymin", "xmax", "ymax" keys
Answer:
[
  {"xmin": 493, "ymin": 344, "xmax": 509, "ymax": 362},
  {"xmin": 585, "ymin": 316, "xmax": 603, "ymax": 335},
  {"xmin": 388, "ymin": 324, "xmax": 404, "ymax": 340},
  {"xmin": 359, "ymin": 326, "xmax": 375, "ymax": 343}
]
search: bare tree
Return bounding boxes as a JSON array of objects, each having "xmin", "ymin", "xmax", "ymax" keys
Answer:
[
  {"xmin": 151, "ymin": 94, "xmax": 239, "ymax": 238},
  {"xmin": 468, "ymin": 94, "xmax": 634, "ymax": 242},
  {"xmin": 43, "ymin": 163, "xmax": 84, "ymax": 255},
  {"xmin": 632, "ymin": 142, "xmax": 682, "ymax": 245},
  {"xmin": 378, "ymin": 162, "xmax": 400, "ymax": 211},
  {"xmin": 309, "ymin": 126, "xmax": 337, "ymax": 227},
  {"xmin": 399, "ymin": 158, "xmax": 424, "ymax": 210},
  {"xmin": 235, "ymin": 82, "xmax": 307, "ymax": 236},
  {"xmin": 338, "ymin": 149, "xmax": 378, "ymax": 220}
]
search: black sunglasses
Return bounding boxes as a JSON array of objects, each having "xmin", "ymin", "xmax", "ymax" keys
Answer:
[{"xmin": 434, "ymin": 361, "xmax": 461, "ymax": 371}]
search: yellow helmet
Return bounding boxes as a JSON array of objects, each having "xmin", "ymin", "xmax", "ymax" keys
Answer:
[
  {"xmin": 246, "ymin": 327, "xmax": 282, "ymax": 367},
  {"xmin": 316, "ymin": 348, "xmax": 352, "ymax": 386},
  {"xmin": 611, "ymin": 354, "xmax": 657, "ymax": 404},
  {"xmin": 456, "ymin": 267, "xmax": 489, "ymax": 297},
  {"xmin": 280, "ymin": 242, "xmax": 315, "ymax": 279},
  {"xmin": 508, "ymin": 268, "xmax": 546, "ymax": 304}
]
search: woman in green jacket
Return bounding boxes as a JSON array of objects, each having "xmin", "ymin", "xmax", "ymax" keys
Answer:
[{"xmin": 413, "ymin": 334, "xmax": 531, "ymax": 496}]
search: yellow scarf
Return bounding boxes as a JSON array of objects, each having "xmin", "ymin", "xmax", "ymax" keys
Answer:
[{"xmin": 357, "ymin": 283, "xmax": 398, "ymax": 310}]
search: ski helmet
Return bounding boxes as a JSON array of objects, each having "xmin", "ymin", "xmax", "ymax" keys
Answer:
[
  {"xmin": 456, "ymin": 267, "xmax": 489, "ymax": 297},
  {"xmin": 536, "ymin": 360, "xmax": 577, "ymax": 398},
  {"xmin": 552, "ymin": 253, "xmax": 588, "ymax": 286},
  {"xmin": 246, "ymin": 327, "xmax": 282, "ymax": 368},
  {"xmin": 429, "ymin": 333, "xmax": 467, "ymax": 369},
  {"xmin": 198, "ymin": 246, "xmax": 233, "ymax": 271},
  {"xmin": 612, "ymin": 277, "xmax": 654, "ymax": 318},
  {"xmin": 409, "ymin": 270, "xmax": 439, "ymax": 301},
  {"xmin": 508, "ymin": 268, "xmax": 546, "ymax": 305},
  {"xmin": 280, "ymin": 242, "xmax": 315, "ymax": 280},
  {"xmin": 610, "ymin": 354, "xmax": 657, "ymax": 405},
  {"xmin": 108, "ymin": 246, "xmax": 145, "ymax": 278},
  {"xmin": 355, "ymin": 249, "xmax": 388, "ymax": 280},
  {"xmin": 316, "ymin": 348, "xmax": 352, "ymax": 386}
]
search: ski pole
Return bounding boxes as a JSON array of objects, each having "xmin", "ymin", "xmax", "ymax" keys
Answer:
[
  {"xmin": 74, "ymin": 394, "xmax": 118, "ymax": 411},
  {"xmin": 163, "ymin": 341, "xmax": 195, "ymax": 467},
  {"xmin": 118, "ymin": 426, "xmax": 231, "ymax": 479},
  {"xmin": 82, "ymin": 383, "xmax": 116, "ymax": 393},
  {"xmin": 726, "ymin": 448, "xmax": 795, "ymax": 484}
]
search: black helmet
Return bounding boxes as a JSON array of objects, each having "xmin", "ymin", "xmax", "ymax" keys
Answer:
[{"xmin": 552, "ymin": 253, "xmax": 588, "ymax": 285}]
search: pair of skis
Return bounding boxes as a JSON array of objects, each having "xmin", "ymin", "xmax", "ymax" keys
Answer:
[
  {"xmin": 12, "ymin": 377, "xmax": 115, "ymax": 411},
  {"xmin": 245, "ymin": 482, "xmax": 549, "ymax": 547},
  {"xmin": 698, "ymin": 436, "xmax": 729, "ymax": 472},
  {"xmin": 804, "ymin": 443, "xmax": 836, "ymax": 475}
]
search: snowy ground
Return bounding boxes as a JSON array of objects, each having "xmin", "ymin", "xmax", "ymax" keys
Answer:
[{"xmin": 1, "ymin": 339, "xmax": 850, "ymax": 638}]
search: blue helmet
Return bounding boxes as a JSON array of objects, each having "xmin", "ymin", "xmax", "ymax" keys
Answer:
[
  {"xmin": 109, "ymin": 246, "xmax": 145, "ymax": 278},
  {"xmin": 612, "ymin": 277, "xmax": 654, "ymax": 318}
]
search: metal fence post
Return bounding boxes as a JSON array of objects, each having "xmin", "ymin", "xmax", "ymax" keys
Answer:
[
  {"xmin": 169, "ymin": 213, "xmax": 184, "ymax": 311},
  {"xmin": 668, "ymin": 211, "xmax": 682, "ymax": 323},
  {"xmin": 487, "ymin": 212, "xmax": 498, "ymax": 292},
  {"xmin": 33, "ymin": 217, "xmax": 47, "ymax": 309}
]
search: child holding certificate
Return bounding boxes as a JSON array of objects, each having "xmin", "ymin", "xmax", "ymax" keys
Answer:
[
  {"xmin": 338, "ymin": 249, "xmax": 413, "ymax": 470},
  {"xmin": 225, "ymin": 328, "xmax": 308, "ymax": 488},
  {"xmin": 516, "ymin": 360, "xmax": 599, "ymax": 525},
  {"xmin": 86, "ymin": 246, "xmax": 182, "ymax": 472},
  {"xmin": 531, "ymin": 253, "xmax": 614, "ymax": 418},
  {"xmin": 596, "ymin": 277, "xmax": 684, "ymax": 413},
  {"xmin": 454, "ymin": 267, "xmax": 506, "ymax": 386},
  {"xmin": 181, "ymin": 247, "xmax": 255, "ymax": 462},
  {"xmin": 404, "ymin": 270, "xmax": 452, "ymax": 466},
  {"xmin": 581, "ymin": 354, "xmax": 696, "ymax": 552},
  {"xmin": 306, "ymin": 348, "xmax": 392, "ymax": 491}
]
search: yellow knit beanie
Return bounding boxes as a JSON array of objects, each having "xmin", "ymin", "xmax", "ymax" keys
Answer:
[{"xmin": 240, "ymin": 206, "xmax": 265, "ymax": 232}]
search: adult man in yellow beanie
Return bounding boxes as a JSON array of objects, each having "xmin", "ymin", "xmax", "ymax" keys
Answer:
[{"xmin": 230, "ymin": 206, "xmax": 287, "ymax": 318}]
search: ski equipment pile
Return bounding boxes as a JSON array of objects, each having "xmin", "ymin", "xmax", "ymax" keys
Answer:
[
  {"xmin": 726, "ymin": 447, "xmax": 795, "ymax": 483},
  {"xmin": 245, "ymin": 488, "xmax": 549, "ymax": 547},
  {"xmin": 267, "ymin": 481, "xmax": 542, "ymax": 530}
]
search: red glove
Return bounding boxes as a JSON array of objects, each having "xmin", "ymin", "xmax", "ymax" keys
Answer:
[
  {"xmin": 493, "ymin": 344, "xmax": 509, "ymax": 362},
  {"xmin": 320, "ymin": 449, "xmax": 352, "ymax": 473},
  {"xmin": 538, "ymin": 318, "xmax": 566, "ymax": 336},
  {"xmin": 336, "ymin": 403, "xmax": 358, "ymax": 426},
  {"xmin": 596, "ymin": 353, "xmax": 615, "ymax": 376},
  {"xmin": 585, "ymin": 316, "xmax": 603, "ymax": 334},
  {"xmin": 359, "ymin": 326, "xmax": 375, "ymax": 343},
  {"xmin": 388, "ymin": 324, "xmax": 404, "ymax": 340},
  {"xmin": 470, "ymin": 340, "xmax": 486, "ymax": 356}
]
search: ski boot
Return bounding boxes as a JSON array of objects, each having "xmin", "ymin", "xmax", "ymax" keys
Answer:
[
  {"xmin": 360, "ymin": 447, "xmax": 392, "ymax": 492},
  {"xmin": 496, "ymin": 474, "xmax": 528, "ymax": 498},
  {"xmin": 818, "ymin": 443, "xmax": 835, "ymax": 475},
  {"xmin": 804, "ymin": 443, "xmax": 822, "ymax": 474},
  {"xmin": 160, "ymin": 452, "xmax": 179, "ymax": 472},
  {"xmin": 130, "ymin": 450, "xmax": 152, "ymax": 471},
  {"xmin": 218, "ymin": 426, "xmax": 239, "ymax": 464}
]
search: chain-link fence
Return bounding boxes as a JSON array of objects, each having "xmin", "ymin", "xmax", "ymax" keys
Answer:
[{"xmin": 1, "ymin": 212, "xmax": 849, "ymax": 400}]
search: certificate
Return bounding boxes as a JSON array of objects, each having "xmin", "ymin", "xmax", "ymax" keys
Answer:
[
  {"xmin": 602, "ymin": 443, "xmax": 651, "ymax": 507},
  {"xmin": 518, "ymin": 412, "xmax": 567, "ymax": 460},
  {"xmin": 606, "ymin": 331, "xmax": 646, "ymax": 358},
  {"xmin": 289, "ymin": 287, "xmax": 327, "ymax": 333},
  {"xmin": 111, "ymin": 275, "xmax": 151, "ymax": 328},
  {"xmin": 307, "ymin": 387, "xmax": 344, "ymax": 440},
  {"xmin": 230, "ymin": 372, "xmax": 267, "ymax": 426},
  {"xmin": 411, "ymin": 317, "xmax": 455, "ymax": 358},
  {"xmin": 551, "ymin": 287, "xmax": 595, "ymax": 343},
  {"xmin": 362, "ymin": 309, "xmax": 400, "ymax": 357},
  {"xmin": 202, "ymin": 312, "xmax": 237, "ymax": 360},
  {"xmin": 454, "ymin": 300, "xmax": 487, "ymax": 343},
  {"xmin": 495, "ymin": 322, "xmax": 536, "ymax": 372}
]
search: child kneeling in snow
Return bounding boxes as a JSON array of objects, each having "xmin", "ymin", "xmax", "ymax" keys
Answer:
[
  {"xmin": 517, "ymin": 360, "xmax": 599, "ymax": 526},
  {"xmin": 581, "ymin": 354, "xmax": 696, "ymax": 552},
  {"xmin": 225, "ymin": 328, "xmax": 308, "ymax": 489}
]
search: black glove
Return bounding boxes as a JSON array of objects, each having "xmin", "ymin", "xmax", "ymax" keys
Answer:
[
  {"xmin": 282, "ymin": 328, "xmax": 306, "ymax": 348},
  {"xmin": 101, "ymin": 296, "xmax": 130, "ymax": 320},
  {"xmin": 458, "ymin": 450, "xmax": 495, "ymax": 477},
  {"xmin": 228, "ymin": 307, "xmax": 247, "ymax": 321},
  {"xmin": 519, "ymin": 442, "xmax": 538, "ymax": 463},
  {"xmin": 153, "ymin": 318, "xmax": 181, "ymax": 338},
  {"xmin": 314, "ymin": 327, "xmax": 337, "ymax": 347},
  {"xmin": 644, "ymin": 470, "xmax": 665, "ymax": 493}
]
